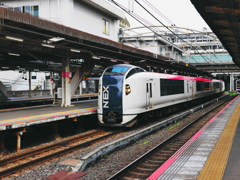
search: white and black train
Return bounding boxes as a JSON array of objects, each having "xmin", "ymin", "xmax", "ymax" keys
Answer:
[{"xmin": 97, "ymin": 64, "xmax": 225, "ymax": 127}]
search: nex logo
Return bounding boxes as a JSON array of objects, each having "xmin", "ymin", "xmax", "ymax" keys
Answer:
[{"xmin": 103, "ymin": 86, "xmax": 109, "ymax": 108}]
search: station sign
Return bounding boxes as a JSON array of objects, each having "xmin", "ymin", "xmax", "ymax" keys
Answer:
[{"xmin": 70, "ymin": 59, "xmax": 84, "ymax": 64}]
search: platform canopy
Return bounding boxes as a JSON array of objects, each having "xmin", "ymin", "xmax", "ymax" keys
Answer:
[
  {"xmin": 191, "ymin": 0, "xmax": 240, "ymax": 68},
  {"xmin": 0, "ymin": 7, "xmax": 210, "ymax": 77}
]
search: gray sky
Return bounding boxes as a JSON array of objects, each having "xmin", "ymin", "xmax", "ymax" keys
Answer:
[{"xmin": 113, "ymin": 0, "xmax": 210, "ymax": 32}]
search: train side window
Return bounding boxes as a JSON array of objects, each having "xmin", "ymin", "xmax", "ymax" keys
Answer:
[
  {"xmin": 196, "ymin": 81, "xmax": 204, "ymax": 91},
  {"xmin": 126, "ymin": 69, "xmax": 137, "ymax": 79},
  {"xmin": 213, "ymin": 82, "xmax": 220, "ymax": 89},
  {"xmin": 136, "ymin": 68, "xmax": 145, "ymax": 72},
  {"xmin": 236, "ymin": 81, "xmax": 240, "ymax": 90},
  {"xmin": 126, "ymin": 68, "xmax": 145, "ymax": 79},
  {"xmin": 160, "ymin": 79, "xmax": 184, "ymax": 96},
  {"xmin": 203, "ymin": 82, "xmax": 210, "ymax": 91}
]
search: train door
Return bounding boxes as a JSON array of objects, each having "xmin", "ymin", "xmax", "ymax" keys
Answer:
[
  {"xmin": 191, "ymin": 81, "xmax": 194, "ymax": 98},
  {"xmin": 186, "ymin": 81, "xmax": 192, "ymax": 100},
  {"xmin": 146, "ymin": 80, "xmax": 154, "ymax": 108}
]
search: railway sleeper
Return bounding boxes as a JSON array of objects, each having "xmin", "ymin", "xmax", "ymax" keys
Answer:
[
  {"xmin": 136, "ymin": 166, "xmax": 155, "ymax": 172},
  {"xmin": 142, "ymin": 162, "xmax": 160, "ymax": 167},
  {"xmin": 169, "ymin": 143, "xmax": 184, "ymax": 147},
  {"xmin": 157, "ymin": 150, "xmax": 174, "ymax": 155},
  {"xmin": 122, "ymin": 177, "xmax": 141, "ymax": 180},
  {"xmin": 176, "ymin": 138, "xmax": 190, "ymax": 143},
  {"xmin": 168, "ymin": 147, "xmax": 179, "ymax": 151},
  {"xmin": 129, "ymin": 171, "xmax": 149, "ymax": 176},
  {"xmin": 148, "ymin": 155, "xmax": 167, "ymax": 160},
  {"xmin": 146, "ymin": 159, "xmax": 165, "ymax": 164},
  {"xmin": 170, "ymin": 139, "xmax": 186, "ymax": 143}
]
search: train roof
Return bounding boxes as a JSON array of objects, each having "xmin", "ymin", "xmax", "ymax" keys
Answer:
[
  {"xmin": 146, "ymin": 72, "xmax": 224, "ymax": 82},
  {"xmin": 107, "ymin": 64, "xmax": 224, "ymax": 82},
  {"xmin": 110, "ymin": 64, "xmax": 136, "ymax": 68}
]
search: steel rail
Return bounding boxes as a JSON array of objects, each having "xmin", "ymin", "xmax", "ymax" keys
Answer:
[
  {"xmin": 0, "ymin": 129, "xmax": 105, "ymax": 166},
  {"xmin": 0, "ymin": 129, "xmax": 121, "ymax": 178},
  {"xmin": 107, "ymin": 96, "xmax": 234, "ymax": 179}
]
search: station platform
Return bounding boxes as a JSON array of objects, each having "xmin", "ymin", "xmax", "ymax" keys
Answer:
[
  {"xmin": 0, "ymin": 96, "xmax": 98, "ymax": 132},
  {"xmin": 147, "ymin": 95, "xmax": 240, "ymax": 180},
  {"xmin": 0, "ymin": 93, "xmax": 98, "ymax": 107}
]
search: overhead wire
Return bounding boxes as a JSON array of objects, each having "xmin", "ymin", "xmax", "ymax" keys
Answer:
[
  {"xmin": 134, "ymin": 0, "xmax": 213, "ymax": 64},
  {"xmin": 141, "ymin": 0, "xmax": 226, "ymax": 64},
  {"xmin": 142, "ymin": 0, "xmax": 174, "ymax": 26},
  {"xmin": 141, "ymin": 0, "xmax": 221, "ymax": 63},
  {"xmin": 111, "ymin": 0, "xmax": 199, "ymax": 63},
  {"xmin": 110, "ymin": 0, "xmax": 188, "ymax": 62},
  {"xmin": 111, "ymin": 0, "xmax": 224, "ymax": 65}
]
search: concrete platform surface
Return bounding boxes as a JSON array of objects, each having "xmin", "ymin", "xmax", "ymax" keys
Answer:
[{"xmin": 147, "ymin": 95, "xmax": 240, "ymax": 180}]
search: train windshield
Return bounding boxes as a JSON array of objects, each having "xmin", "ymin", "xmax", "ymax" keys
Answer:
[{"xmin": 104, "ymin": 66, "xmax": 130, "ymax": 76}]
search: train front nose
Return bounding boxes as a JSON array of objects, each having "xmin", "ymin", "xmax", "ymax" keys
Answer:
[{"xmin": 102, "ymin": 79, "xmax": 123, "ymax": 125}]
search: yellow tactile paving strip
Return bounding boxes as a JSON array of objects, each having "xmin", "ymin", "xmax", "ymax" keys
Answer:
[{"xmin": 197, "ymin": 103, "xmax": 240, "ymax": 180}]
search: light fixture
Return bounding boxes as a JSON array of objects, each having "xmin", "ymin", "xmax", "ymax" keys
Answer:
[
  {"xmin": 41, "ymin": 44, "xmax": 55, "ymax": 48},
  {"xmin": 92, "ymin": 55, "xmax": 100, "ymax": 60},
  {"xmin": 6, "ymin": 36, "xmax": 23, "ymax": 42},
  {"xmin": 49, "ymin": 37, "xmax": 65, "ymax": 42},
  {"xmin": 8, "ymin": 53, "xmax": 20, "ymax": 56},
  {"xmin": 70, "ymin": 49, "xmax": 81, "ymax": 53},
  {"xmin": 2, "ymin": 67, "xmax": 9, "ymax": 69},
  {"xmin": 95, "ymin": 65, "xmax": 101, "ymax": 68}
]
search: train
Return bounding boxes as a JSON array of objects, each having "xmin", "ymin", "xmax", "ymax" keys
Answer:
[
  {"xmin": 236, "ymin": 79, "xmax": 240, "ymax": 92},
  {"xmin": 97, "ymin": 64, "xmax": 225, "ymax": 127}
]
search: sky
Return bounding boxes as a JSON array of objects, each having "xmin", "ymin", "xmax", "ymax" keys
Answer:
[{"xmin": 113, "ymin": 0, "xmax": 210, "ymax": 32}]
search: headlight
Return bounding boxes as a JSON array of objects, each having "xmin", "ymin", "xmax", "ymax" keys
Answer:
[
  {"xmin": 98, "ymin": 84, "xmax": 101, "ymax": 94},
  {"xmin": 126, "ymin": 84, "xmax": 131, "ymax": 95}
]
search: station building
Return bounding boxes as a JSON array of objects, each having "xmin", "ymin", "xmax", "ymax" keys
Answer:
[
  {"xmin": 0, "ymin": 0, "xmax": 125, "ymax": 95},
  {"xmin": 0, "ymin": 0, "xmax": 125, "ymax": 41}
]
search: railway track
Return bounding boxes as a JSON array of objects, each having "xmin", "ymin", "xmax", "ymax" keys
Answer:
[
  {"xmin": 0, "ymin": 95, "xmax": 233, "ymax": 179},
  {"xmin": 0, "ymin": 129, "xmax": 122, "ymax": 179},
  {"xmin": 107, "ymin": 96, "xmax": 234, "ymax": 179}
]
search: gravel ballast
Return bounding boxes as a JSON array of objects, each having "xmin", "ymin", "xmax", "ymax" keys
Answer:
[{"xmin": 3, "ymin": 96, "xmax": 228, "ymax": 180}]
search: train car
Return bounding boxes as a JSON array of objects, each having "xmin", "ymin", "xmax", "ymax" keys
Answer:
[
  {"xmin": 97, "ymin": 64, "xmax": 225, "ymax": 127},
  {"xmin": 236, "ymin": 79, "xmax": 240, "ymax": 92}
]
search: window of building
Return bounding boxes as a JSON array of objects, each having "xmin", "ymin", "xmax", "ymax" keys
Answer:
[
  {"xmin": 23, "ymin": 6, "xmax": 39, "ymax": 17},
  {"xmin": 23, "ymin": 6, "xmax": 31, "ymax": 14},
  {"xmin": 14, "ymin": 7, "xmax": 22, "ymax": 12},
  {"xmin": 7, "ymin": 5, "xmax": 39, "ymax": 17},
  {"xmin": 160, "ymin": 79, "xmax": 184, "ymax": 96},
  {"xmin": 7, "ymin": 7, "xmax": 21, "ymax": 11},
  {"xmin": 103, "ymin": 19, "xmax": 110, "ymax": 35},
  {"xmin": 32, "ymin": 6, "xmax": 39, "ymax": 16}
]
